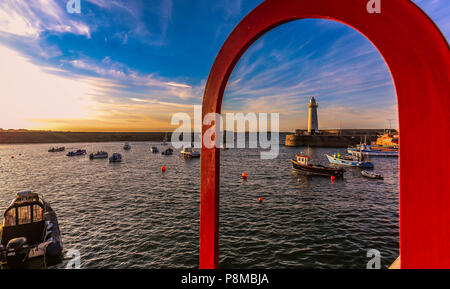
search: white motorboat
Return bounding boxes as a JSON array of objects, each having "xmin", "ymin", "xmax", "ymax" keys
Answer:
[
  {"xmin": 326, "ymin": 151, "xmax": 374, "ymax": 168},
  {"xmin": 361, "ymin": 170, "xmax": 384, "ymax": 180}
]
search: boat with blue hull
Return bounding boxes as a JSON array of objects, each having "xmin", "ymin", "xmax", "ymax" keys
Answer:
[
  {"xmin": 109, "ymin": 153, "xmax": 122, "ymax": 163},
  {"xmin": 291, "ymin": 154, "xmax": 345, "ymax": 177},
  {"xmin": 326, "ymin": 152, "xmax": 374, "ymax": 168},
  {"xmin": 347, "ymin": 144, "xmax": 398, "ymax": 157},
  {"xmin": 66, "ymin": 149, "xmax": 86, "ymax": 156}
]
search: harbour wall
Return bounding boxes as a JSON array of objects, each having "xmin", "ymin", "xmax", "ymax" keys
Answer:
[{"xmin": 284, "ymin": 129, "xmax": 384, "ymax": 147}]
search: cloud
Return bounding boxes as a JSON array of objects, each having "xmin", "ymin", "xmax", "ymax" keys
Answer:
[
  {"xmin": 165, "ymin": 82, "xmax": 192, "ymax": 88},
  {"xmin": 65, "ymin": 56, "xmax": 203, "ymax": 101},
  {"xmin": 0, "ymin": 0, "xmax": 91, "ymax": 38},
  {"xmin": 158, "ymin": 0, "xmax": 173, "ymax": 36},
  {"xmin": 214, "ymin": 0, "xmax": 243, "ymax": 19}
]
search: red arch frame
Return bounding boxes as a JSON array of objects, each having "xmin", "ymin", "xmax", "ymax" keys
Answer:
[{"xmin": 201, "ymin": 0, "xmax": 450, "ymax": 269}]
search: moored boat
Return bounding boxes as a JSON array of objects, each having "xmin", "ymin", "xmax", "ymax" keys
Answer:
[
  {"xmin": 66, "ymin": 149, "xmax": 86, "ymax": 156},
  {"xmin": 109, "ymin": 153, "xmax": 122, "ymax": 163},
  {"xmin": 0, "ymin": 191, "xmax": 63, "ymax": 268},
  {"xmin": 291, "ymin": 154, "xmax": 345, "ymax": 177},
  {"xmin": 151, "ymin": 147, "xmax": 159, "ymax": 153},
  {"xmin": 374, "ymin": 131, "xmax": 399, "ymax": 148},
  {"xmin": 48, "ymin": 147, "xmax": 65, "ymax": 153},
  {"xmin": 361, "ymin": 170, "xmax": 384, "ymax": 180},
  {"xmin": 347, "ymin": 144, "xmax": 398, "ymax": 157},
  {"xmin": 180, "ymin": 146, "xmax": 200, "ymax": 158},
  {"xmin": 89, "ymin": 151, "xmax": 108, "ymax": 159},
  {"xmin": 162, "ymin": 148, "xmax": 173, "ymax": 155},
  {"xmin": 326, "ymin": 151, "xmax": 374, "ymax": 168}
]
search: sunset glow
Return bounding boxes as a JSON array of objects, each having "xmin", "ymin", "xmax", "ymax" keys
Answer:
[{"xmin": 0, "ymin": 0, "xmax": 447, "ymax": 131}]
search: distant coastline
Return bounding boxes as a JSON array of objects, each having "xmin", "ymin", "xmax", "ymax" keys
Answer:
[{"xmin": 0, "ymin": 131, "xmax": 173, "ymax": 144}]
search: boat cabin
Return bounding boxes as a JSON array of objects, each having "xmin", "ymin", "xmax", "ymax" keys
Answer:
[
  {"xmin": 350, "ymin": 151, "xmax": 367, "ymax": 162},
  {"xmin": 1, "ymin": 191, "xmax": 45, "ymax": 247},
  {"xmin": 295, "ymin": 155, "xmax": 310, "ymax": 166},
  {"xmin": 182, "ymin": 147, "xmax": 194, "ymax": 153}
]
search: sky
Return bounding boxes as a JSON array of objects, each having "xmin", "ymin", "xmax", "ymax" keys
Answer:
[{"xmin": 0, "ymin": 0, "xmax": 448, "ymax": 132}]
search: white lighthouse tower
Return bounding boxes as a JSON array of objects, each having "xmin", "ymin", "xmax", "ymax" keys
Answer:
[{"xmin": 307, "ymin": 96, "xmax": 319, "ymax": 134}]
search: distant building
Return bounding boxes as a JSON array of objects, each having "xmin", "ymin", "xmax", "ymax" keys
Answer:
[{"xmin": 307, "ymin": 96, "xmax": 319, "ymax": 134}]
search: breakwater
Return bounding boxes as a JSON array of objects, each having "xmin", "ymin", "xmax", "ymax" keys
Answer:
[{"xmin": 285, "ymin": 129, "xmax": 384, "ymax": 147}]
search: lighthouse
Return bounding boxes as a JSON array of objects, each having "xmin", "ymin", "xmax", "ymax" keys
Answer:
[{"xmin": 307, "ymin": 96, "xmax": 319, "ymax": 134}]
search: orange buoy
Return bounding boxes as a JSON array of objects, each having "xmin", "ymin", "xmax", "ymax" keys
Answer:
[
  {"xmin": 258, "ymin": 197, "xmax": 263, "ymax": 203},
  {"xmin": 162, "ymin": 166, "xmax": 166, "ymax": 172},
  {"xmin": 242, "ymin": 172, "xmax": 247, "ymax": 179}
]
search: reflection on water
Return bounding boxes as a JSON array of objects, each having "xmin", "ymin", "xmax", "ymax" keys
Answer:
[{"xmin": 0, "ymin": 143, "xmax": 398, "ymax": 268}]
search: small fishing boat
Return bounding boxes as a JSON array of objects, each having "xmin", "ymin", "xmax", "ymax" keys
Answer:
[
  {"xmin": 123, "ymin": 143, "xmax": 131, "ymax": 150},
  {"xmin": 347, "ymin": 144, "xmax": 398, "ymax": 157},
  {"xmin": 181, "ymin": 146, "xmax": 200, "ymax": 158},
  {"xmin": 89, "ymin": 151, "xmax": 108, "ymax": 159},
  {"xmin": 162, "ymin": 148, "xmax": 173, "ymax": 155},
  {"xmin": 326, "ymin": 151, "xmax": 374, "ymax": 168},
  {"xmin": 66, "ymin": 149, "xmax": 86, "ymax": 156},
  {"xmin": 361, "ymin": 170, "xmax": 384, "ymax": 180},
  {"xmin": 291, "ymin": 154, "xmax": 344, "ymax": 177},
  {"xmin": 0, "ymin": 191, "xmax": 63, "ymax": 268},
  {"xmin": 48, "ymin": 147, "xmax": 65, "ymax": 153},
  {"xmin": 151, "ymin": 147, "xmax": 159, "ymax": 153},
  {"xmin": 109, "ymin": 153, "xmax": 122, "ymax": 163}
]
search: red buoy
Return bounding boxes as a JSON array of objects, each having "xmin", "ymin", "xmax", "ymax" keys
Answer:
[
  {"xmin": 331, "ymin": 175, "xmax": 335, "ymax": 181},
  {"xmin": 162, "ymin": 166, "xmax": 166, "ymax": 172},
  {"xmin": 11, "ymin": 156, "xmax": 14, "ymax": 159},
  {"xmin": 242, "ymin": 172, "xmax": 247, "ymax": 179},
  {"xmin": 258, "ymin": 197, "xmax": 263, "ymax": 203}
]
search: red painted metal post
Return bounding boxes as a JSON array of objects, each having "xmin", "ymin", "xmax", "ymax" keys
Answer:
[
  {"xmin": 201, "ymin": 0, "xmax": 450, "ymax": 269},
  {"xmin": 200, "ymin": 135, "xmax": 220, "ymax": 268}
]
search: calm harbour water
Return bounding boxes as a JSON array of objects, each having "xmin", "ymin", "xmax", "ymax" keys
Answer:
[{"xmin": 0, "ymin": 142, "xmax": 398, "ymax": 269}]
